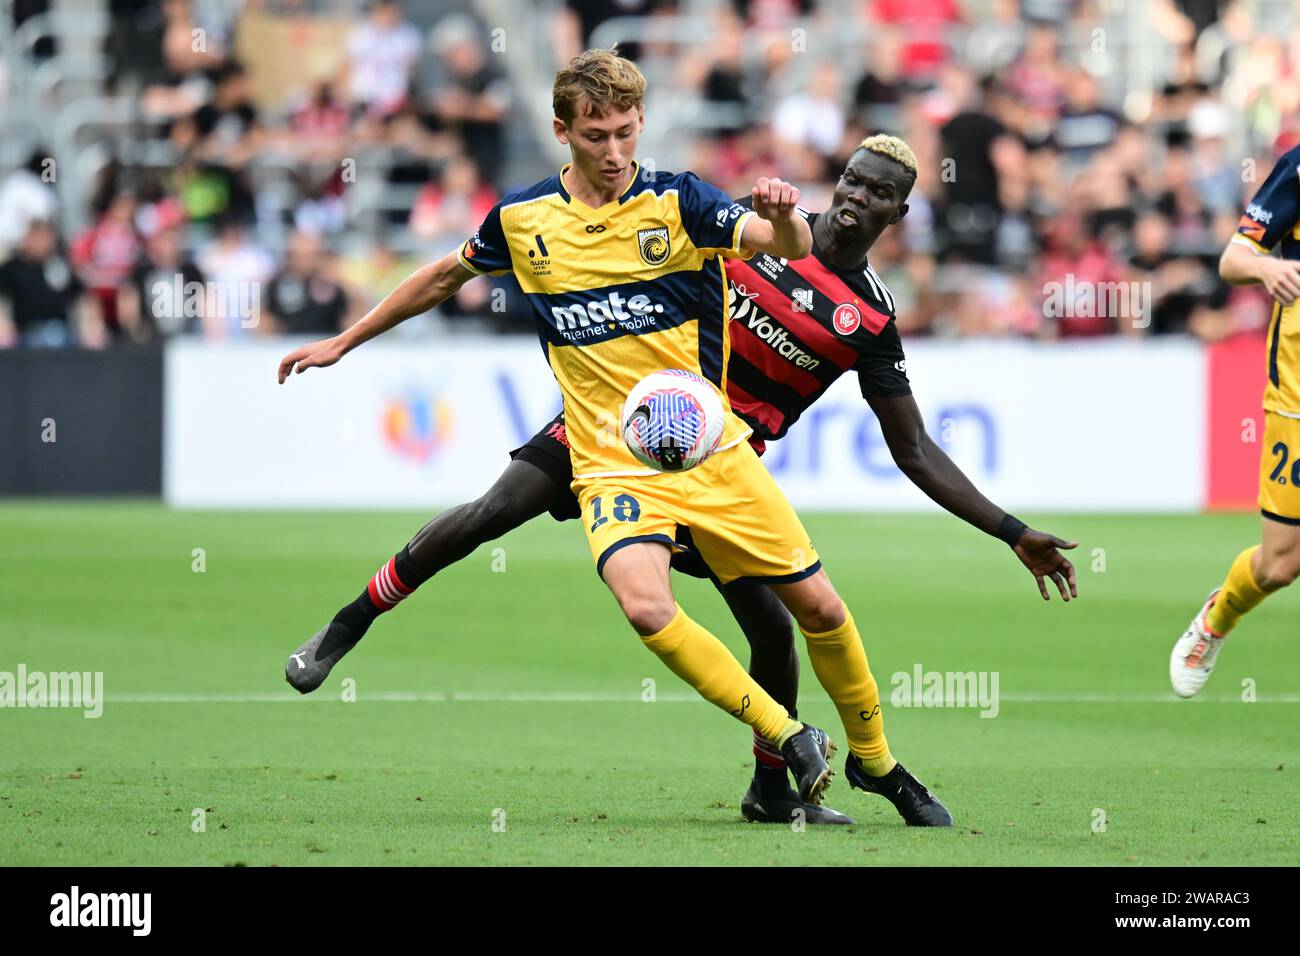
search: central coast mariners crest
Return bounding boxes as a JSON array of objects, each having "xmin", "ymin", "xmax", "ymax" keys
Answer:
[{"xmin": 637, "ymin": 226, "xmax": 671, "ymax": 265}]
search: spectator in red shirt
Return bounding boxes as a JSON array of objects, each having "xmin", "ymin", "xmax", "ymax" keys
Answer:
[
  {"xmin": 409, "ymin": 156, "xmax": 498, "ymax": 247},
  {"xmin": 1037, "ymin": 212, "xmax": 1129, "ymax": 337},
  {"xmin": 1005, "ymin": 21, "xmax": 1067, "ymax": 139},
  {"xmin": 70, "ymin": 188, "xmax": 140, "ymax": 338},
  {"xmin": 870, "ymin": 0, "xmax": 963, "ymax": 82}
]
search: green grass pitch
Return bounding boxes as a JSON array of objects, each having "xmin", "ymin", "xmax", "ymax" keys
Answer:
[{"xmin": 1, "ymin": 502, "xmax": 1296, "ymax": 866}]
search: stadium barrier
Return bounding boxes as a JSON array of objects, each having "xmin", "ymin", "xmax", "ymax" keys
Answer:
[
  {"xmin": 0, "ymin": 346, "xmax": 164, "ymax": 496},
  {"xmin": 162, "ymin": 337, "xmax": 1234, "ymax": 512}
]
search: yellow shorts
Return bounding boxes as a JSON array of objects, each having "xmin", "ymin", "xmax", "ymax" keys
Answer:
[
  {"xmin": 573, "ymin": 442, "xmax": 821, "ymax": 585},
  {"xmin": 1259, "ymin": 411, "xmax": 1300, "ymax": 524}
]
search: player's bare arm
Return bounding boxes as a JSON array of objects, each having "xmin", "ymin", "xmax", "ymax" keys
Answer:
[
  {"xmin": 276, "ymin": 252, "xmax": 476, "ymax": 383},
  {"xmin": 741, "ymin": 177, "xmax": 812, "ymax": 260},
  {"xmin": 1219, "ymin": 241, "xmax": 1300, "ymax": 304},
  {"xmin": 868, "ymin": 391, "xmax": 1078, "ymax": 602}
]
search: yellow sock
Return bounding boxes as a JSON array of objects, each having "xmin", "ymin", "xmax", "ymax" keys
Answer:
[
  {"xmin": 1205, "ymin": 547, "xmax": 1268, "ymax": 636},
  {"xmin": 641, "ymin": 605, "xmax": 799, "ymax": 744},
  {"xmin": 772, "ymin": 719, "xmax": 803, "ymax": 750},
  {"xmin": 801, "ymin": 609, "xmax": 896, "ymax": 775}
]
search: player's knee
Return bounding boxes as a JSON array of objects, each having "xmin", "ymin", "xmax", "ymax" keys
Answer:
[
  {"xmin": 621, "ymin": 596, "xmax": 678, "ymax": 637},
  {"xmin": 796, "ymin": 596, "xmax": 847, "ymax": 635},
  {"xmin": 1257, "ymin": 549, "xmax": 1300, "ymax": 589}
]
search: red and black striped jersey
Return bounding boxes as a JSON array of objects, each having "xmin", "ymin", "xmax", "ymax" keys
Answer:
[{"xmin": 723, "ymin": 200, "xmax": 911, "ymax": 450}]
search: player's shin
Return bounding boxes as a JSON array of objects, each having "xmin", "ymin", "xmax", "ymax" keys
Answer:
[
  {"xmin": 800, "ymin": 609, "xmax": 897, "ymax": 777},
  {"xmin": 718, "ymin": 577, "xmax": 799, "ymax": 779},
  {"xmin": 1205, "ymin": 546, "xmax": 1270, "ymax": 636},
  {"xmin": 641, "ymin": 604, "xmax": 802, "ymax": 745}
]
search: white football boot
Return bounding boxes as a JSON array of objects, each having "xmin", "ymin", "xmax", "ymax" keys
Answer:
[{"xmin": 1169, "ymin": 589, "xmax": 1227, "ymax": 698}]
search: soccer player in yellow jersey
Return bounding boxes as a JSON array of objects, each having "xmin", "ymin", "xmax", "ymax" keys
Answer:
[
  {"xmin": 279, "ymin": 49, "xmax": 950, "ymax": 823},
  {"xmin": 1171, "ymin": 143, "xmax": 1300, "ymax": 697}
]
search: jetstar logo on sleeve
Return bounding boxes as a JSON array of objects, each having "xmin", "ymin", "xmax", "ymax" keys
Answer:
[{"xmin": 1236, "ymin": 215, "xmax": 1266, "ymax": 244}]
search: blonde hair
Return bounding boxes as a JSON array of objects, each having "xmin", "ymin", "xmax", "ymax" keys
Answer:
[
  {"xmin": 552, "ymin": 47, "xmax": 647, "ymax": 124},
  {"xmin": 858, "ymin": 134, "xmax": 918, "ymax": 183}
]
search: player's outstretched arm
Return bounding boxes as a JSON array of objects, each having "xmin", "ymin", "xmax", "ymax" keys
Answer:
[
  {"xmin": 868, "ymin": 391, "xmax": 1078, "ymax": 601},
  {"xmin": 740, "ymin": 177, "xmax": 812, "ymax": 260},
  {"xmin": 1219, "ymin": 241, "xmax": 1300, "ymax": 304},
  {"xmin": 277, "ymin": 252, "xmax": 476, "ymax": 383}
]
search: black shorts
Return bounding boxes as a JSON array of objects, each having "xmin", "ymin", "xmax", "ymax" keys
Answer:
[
  {"xmin": 507, "ymin": 412, "xmax": 715, "ymax": 580},
  {"xmin": 507, "ymin": 411, "xmax": 581, "ymax": 521}
]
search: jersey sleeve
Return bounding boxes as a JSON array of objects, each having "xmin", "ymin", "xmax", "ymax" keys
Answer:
[
  {"xmin": 457, "ymin": 202, "xmax": 513, "ymax": 276},
  {"xmin": 677, "ymin": 173, "xmax": 755, "ymax": 258},
  {"xmin": 855, "ymin": 319, "xmax": 912, "ymax": 399},
  {"xmin": 1232, "ymin": 151, "xmax": 1300, "ymax": 255}
]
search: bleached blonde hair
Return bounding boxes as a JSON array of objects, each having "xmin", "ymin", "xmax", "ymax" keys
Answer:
[{"xmin": 857, "ymin": 134, "xmax": 918, "ymax": 185}]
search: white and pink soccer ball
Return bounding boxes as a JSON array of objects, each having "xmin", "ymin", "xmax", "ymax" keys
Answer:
[{"xmin": 622, "ymin": 369, "xmax": 725, "ymax": 472}]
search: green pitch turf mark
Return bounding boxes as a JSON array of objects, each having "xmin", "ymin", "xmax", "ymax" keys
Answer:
[{"xmin": 1, "ymin": 503, "xmax": 1296, "ymax": 865}]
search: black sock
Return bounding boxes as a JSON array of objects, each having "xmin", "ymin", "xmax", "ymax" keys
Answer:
[
  {"xmin": 331, "ymin": 588, "xmax": 382, "ymax": 641},
  {"xmin": 754, "ymin": 760, "xmax": 791, "ymax": 797},
  {"xmin": 331, "ymin": 545, "xmax": 424, "ymax": 642},
  {"xmin": 393, "ymin": 544, "xmax": 428, "ymax": 590}
]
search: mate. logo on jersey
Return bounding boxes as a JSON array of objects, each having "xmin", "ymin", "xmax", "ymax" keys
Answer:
[
  {"xmin": 550, "ymin": 290, "xmax": 666, "ymax": 335},
  {"xmin": 637, "ymin": 226, "xmax": 671, "ymax": 265},
  {"xmin": 832, "ymin": 303, "xmax": 861, "ymax": 335}
]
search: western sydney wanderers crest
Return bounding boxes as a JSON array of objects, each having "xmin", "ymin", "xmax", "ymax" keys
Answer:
[
  {"xmin": 637, "ymin": 226, "xmax": 671, "ymax": 265},
  {"xmin": 833, "ymin": 302, "xmax": 861, "ymax": 335}
]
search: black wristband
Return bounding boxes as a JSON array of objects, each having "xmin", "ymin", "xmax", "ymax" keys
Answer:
[{"xmin": 995, "ymin": 513, "xmax": 1027, "ymax": 547}]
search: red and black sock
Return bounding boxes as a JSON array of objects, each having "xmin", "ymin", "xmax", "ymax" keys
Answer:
[
  {"xmin": 331, "ymin": 545, "xmax": 420, "ymax": 640},
  {"xmin": 752, "ymin": 718, "xmax": 792, "ymax": 796}
]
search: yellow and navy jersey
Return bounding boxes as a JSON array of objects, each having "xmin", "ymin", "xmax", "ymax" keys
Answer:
[
  {"xmin": 458, "ymin": 161, "xmax": 757, "ymax": 478},
  {"xmin": 1232, "ymin": 144, "xmax": 1300, "ymax": 416}
]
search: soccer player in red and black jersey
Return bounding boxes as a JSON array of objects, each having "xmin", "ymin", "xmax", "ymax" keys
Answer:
[{"xmin": 284, "ymin": 135, "xmax": 1077, "ymax": 827}]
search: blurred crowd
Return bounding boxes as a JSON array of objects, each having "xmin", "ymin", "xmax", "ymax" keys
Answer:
[{"xmin": 0, "ymin": 0, "xmax": 1296, "ymax": 347}]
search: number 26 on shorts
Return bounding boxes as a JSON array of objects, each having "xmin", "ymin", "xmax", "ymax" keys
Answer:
[{"xmin": 1269, "ymin": 441, "xmax": 1300, "ymax": 486}]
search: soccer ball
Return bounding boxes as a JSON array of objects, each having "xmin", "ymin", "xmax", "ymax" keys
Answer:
[{"xmin": 622, "ymin": 369, "xmax": 725, "ymax": 472}]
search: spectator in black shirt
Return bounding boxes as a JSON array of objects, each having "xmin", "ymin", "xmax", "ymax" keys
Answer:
[
  {"xmin": 852, "ymin": 34, "xmax": 909, "ymax": 131},
  {"xmin": 427, "ymin": 17, "xmax": 511, "ymax": 187},
  {"xmin": 181, "ymin": 61, "xmax": 262, "ymax": 169},
  {"xmin": 265, "ymin": 231, "xmax": 350, "ymax": 336},
  {"xmin": 555, "ymin": 0, "xmax": 669, "ymax": 63},
  {"xmin": 118, "ymin": 224, "xmax": 206, "ymax": 341},
  {"xmin": 698, "ymin": 15, "xmax": 749, "ymax": 136},
  {"xmin": 0, "ymin": 219, "xmax": 96, "ymax": 348},
  {"xmin": 1127, "ymin": 210, "xmax": 1224, "ymax": 336},
  {"xmin": 937, "ymin": 74, "xmax": 1022, "ymax": 265},
  {"xmin": 1055, "ymin": 68, "xmax": 1121, "ymax": 173}
]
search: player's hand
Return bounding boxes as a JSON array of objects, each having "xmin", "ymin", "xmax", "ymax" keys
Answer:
[
  {"xmin": 1258, "ymin": 258, "xmax": 1300, "ymax": 305},
  {"xmin": 751, "ymin": 177, "xmax": 800, "ymax": 222},
  {"xmin": 1012, "ymin": 530, "xmax": 1078, "ymax": 602},
  {"xmin": 277, "ymin": 335, "xmax": 347, "ymax": 383}
]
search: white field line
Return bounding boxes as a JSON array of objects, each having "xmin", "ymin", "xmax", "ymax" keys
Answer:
[{"xmin": 99, "ymin": 690, "xmax": 1300, "ymax": 704}]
